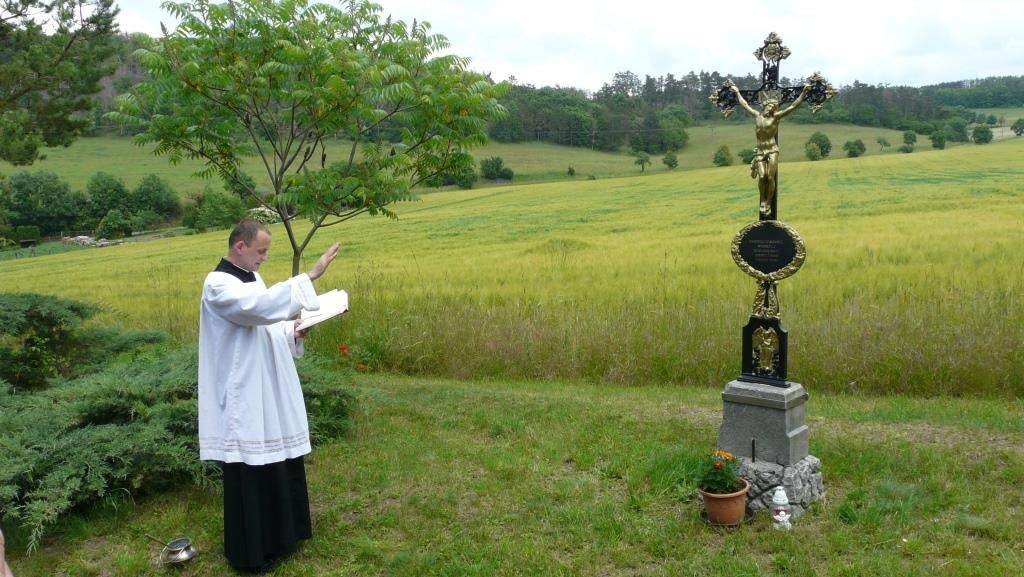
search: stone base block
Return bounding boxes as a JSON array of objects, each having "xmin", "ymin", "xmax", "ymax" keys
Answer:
[
  {"xmin": 719, "ymin": 379, "xmax": 809, "ymax": 466},
  {"xmin": 738, "ymin": 455, "xmax": 824, "ymax": 518}
]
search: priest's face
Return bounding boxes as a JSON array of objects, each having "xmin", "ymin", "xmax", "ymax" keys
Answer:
[{"xmin": 234, "ymin": 230, "xmax": 271, "ymax": 271}]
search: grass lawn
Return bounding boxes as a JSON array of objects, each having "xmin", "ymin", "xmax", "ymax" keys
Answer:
[
  {"xmin": 0, "ymin": 122, "xmax": 918, "ymax": 196},
  {"xmin": 7, "ymin": 373, "xmax": 1023, "ymax": 576}
]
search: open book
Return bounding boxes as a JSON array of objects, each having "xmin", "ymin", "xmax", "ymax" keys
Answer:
[{"xmin": 296, "ymin": 289, "xmax": 349, "ymax": 331}]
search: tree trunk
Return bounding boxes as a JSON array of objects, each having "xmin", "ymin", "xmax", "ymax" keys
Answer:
[{"xmin": 291, "ymin": 250, "xmax": 302, "ymax": 277}]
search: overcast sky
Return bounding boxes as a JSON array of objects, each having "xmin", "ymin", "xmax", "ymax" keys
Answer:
[{"xmin": 119, "ymin": 0, "xmax": 1023, "ymax": 91}]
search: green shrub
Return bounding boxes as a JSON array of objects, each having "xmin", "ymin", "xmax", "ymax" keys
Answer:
[
  {"xmin": 567, "ymin": 166, "xmax": 575, "ymax": 176},
  {"xmin": 712, "ymin": 145, "xmax": 733, "ymax": 167},
  {"xmin": 805, "ymin": 142, "xmax": 822, "ymax": 161},
  {"xmin": 929, "ymin": 132, "xmax": 946, "ymax": 149},
  {"xmin": 898, "ymin": 144, "xmax": 914, "ymax": 153},
  {"xmin": 0, "ymin": 345, "xmax": 353, "ymax": 550},
  {"xmin": 972, "ymin": 125, "xmax": 993, "ymax": 144},
  {"xmin": 131, "ymin": 174, "xmax": 180, "ymax": 220},
  {"xmin": 95, "ymin": 208, "xmax": 132, "ymax": 239},
  {"xmin": 425, "ymin": 152, "xmax": 477, "ymax": 189},
  {"xmin": 480, "ymin": 156, "xmax": 513, "ymax": 180},
  {"xmin": 902, "ymin": 131, "xmax": 917, "ymax": 146},
  {"xmin": 129, "ymin": 209, "xmax": 163, "ymax": 232},
  {"xmin": 86, "ymin": 171, "xmax": 130, "ymax": 219},
  {"xmin": 662, "ymin": 152, "xmax": 678, "ymax": 170},
  {"xmin": 738, "ymin": 148, "xmax": 756, "ymax": 164},
  {"xmin": 807, "ymin": 132, "xmax": 832, "ymax": 157},
  {"xmin": 182, "ymin": 188, "xmax": 246, "ymax": 232},
  {"xmin": 843, "ymin": 139, "xmax": 866, "ymax": 158},
  {"xmin": 0, "ymin": 293, "xmax": 164, "ymax": 390},
  {"xmin": 12, "ymin": 224, "xmax": 40, "ymax": 243},
  {"xmin": 1, "ymin": 171, "xmax": 86, "ymax": 236}
]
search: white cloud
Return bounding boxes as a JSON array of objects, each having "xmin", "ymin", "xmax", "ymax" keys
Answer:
[{"xmin": 116, "ymin": 0, "xmax": 1024, "ymax": 89}]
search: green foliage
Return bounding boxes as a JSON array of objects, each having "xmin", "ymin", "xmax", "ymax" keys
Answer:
[
  {"xmin": 1012, "ymin": 118, "xmax": 1024, "ymax": 136},
  {"xmin": 946, "ymin": 118, "xmax": 970, "ymax": 142},
  {"xmin": 182, "ymin": 189, "xmax": 246, "ymax": 232},
  {"xmin": 699, "ymin": 451, "xmax": 741, "ymax": 494},
  {"xmin": 424, "ymin": 152, "xmax": 477, "ymax": 189},
  {"xmin": 843, "ymin": 139, "xmax": 867, "ymax": 158},
  {"xmin": 661, "ymin": 152, "xmax": 678, "ymax": 170},
  {"xmin": 876, "ymin": 137, "xmax": 890, "ymax": 150},
  {"xmin": 737, "ymin": 148, "xmax": 756, "ymax": 164},
  {"xmin": 807, "ymin": 132, "xmax": 832, "ymax": 157},
  {"xmin": 898, "ymin": 144, "xmax": 914, "ymax": 153},
  {"xmin": 929, "ymin": 131, "xmax": 947, "ymax": 149},
  {"xmin": 115, "ymin": 0, "xmax": 506, "ymax": 275},
  {"xmin": 130, "ymin": 174, "xmax": 180, "ymax": 220},
  {"xmin": 0, "ymin": 171, "xmax": 87, "ymax": 235},
  {"xmin": 903, "ymin": 131, "xmax": 917, "ymax": 146},
  {"xmin": 481, "ymin": 157, "xmax": 514, "ymax": 181},
  {"xmin": 972, "ymin": 125, "xmax": 994, "ymax": 144},
  {"xmin": 805, "ymin": 141, "xmax": 822, "ymax": 161},
  {"xmin": 0, "ymin": 293, "xmax": 97, "ymax": 390},
  {"xmin": 633, "ymin": 151, "xmax": 651, "ymax": 172},
  {"xmin": 12, "ymin": 225, "xmax": 40, "ymax": 243},
  {"xmin": 129, "ymin": 209, "xmax": 163, "ymax": 232},
  {"xmin": 567, "ymin": 166, "xmax": 576, "ymax": 176},
  {"xmin": 986, "ymin": 114, "xmax": 998, "ymax": 125},
  {"xmin": 0, "ymin": 1, "xmax": 118, "ymax": 165},
  {"xmin": 0, "ymin": 337, "xmax": 351, "ymax": 550},
  {"xmin": 712, "ymin": 145, "xmax": 733, "ymax": 167},
  {"xmin": 94, "ymin": 208, "xmax": 132, "ymax": 239},
  {"xmin": 86, "ymin": 171, "xmax": 130, "ymax": 219}
]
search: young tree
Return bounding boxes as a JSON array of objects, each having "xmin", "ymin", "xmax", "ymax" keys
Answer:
[
  {"xmin": 114, "ymin": 0, "xmax": 506, "ymax": 274},
  {"xmin": 804, "ymin": 142, "xmax": 822, "ymax": 161},
  {"xmin": 712, "ymin": 145, "xmax": 733, "ymax": 167},
  {"xmin": 972, "ymin": 125, "xmax": 993, "ymax": 144},
  {"xmin": 662, "ymin": 152, "xmax": 678, "ymax": 170},
  {"xmin": 1011, "ymin": 118, "xmax": 1024, "ymax": 136},
  {"xmin": 929, "ymin": 132, "xmax": 946, "ymax": 149},
  {"xmin": 876, "ymin": 137, "xmax": 890, "ymax": 151},
  {"xmin": 634, "ymin": 151, "xmax": 651, "ymax": 172},
  {"xmin": 903, "ymin": 131, "xmax": 917, "ymax": 146},
  {"xmin": 807, "ymin": 132, "xmax": 831, "ymax": 157},
  {"xmin": 738, "ymin": 148, "xmax": 756, "ymax": 164},
  {"xmin": 0, "ymin": 1, "xmax": 119, "ymax": 165}
]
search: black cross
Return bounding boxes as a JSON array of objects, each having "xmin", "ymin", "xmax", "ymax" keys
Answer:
[{"xmin": 711, "ymin": 33, "xmax": 833, "ymax": 116}]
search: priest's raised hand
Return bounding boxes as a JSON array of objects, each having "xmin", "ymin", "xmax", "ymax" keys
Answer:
[{"xmin": 307, "ymin": 242, "xmax": 340, "ymax": 281}]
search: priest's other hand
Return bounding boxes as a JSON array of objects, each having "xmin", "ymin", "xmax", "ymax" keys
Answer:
[
  {"xmin": 295, "ymin": 321, "xmax": 310, "ymax": 339},
  {"xmin": 308, "ymin": 242, "xmax": 340, "ymax": 281}
]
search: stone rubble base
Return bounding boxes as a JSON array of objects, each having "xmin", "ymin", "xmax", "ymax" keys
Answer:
[{"xmin": 738, "ymin": 454, "xmax": 824, "ymax": 518}]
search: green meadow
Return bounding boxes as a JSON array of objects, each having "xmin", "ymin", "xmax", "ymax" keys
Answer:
[
  {"xmin": 8, "ymin": 375, "xmax": 1024, "ymax": 576},
  {"xmin": 1, "ymin": 136, "xmax": 1021, "ymax": 396},
  {"xmin": 1, "ymin": 122, "xmax": 916, "ymax": 194}
]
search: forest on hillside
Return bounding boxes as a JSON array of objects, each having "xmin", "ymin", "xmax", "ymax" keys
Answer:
[{"xmin": 92, "ymin": 33, "xmax": 1024, "ymax": 154}]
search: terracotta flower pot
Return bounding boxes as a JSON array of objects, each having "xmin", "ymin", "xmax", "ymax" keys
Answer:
[{"xmin": 699, "ymin": 478, "xmax": 749, "ymax": 526}]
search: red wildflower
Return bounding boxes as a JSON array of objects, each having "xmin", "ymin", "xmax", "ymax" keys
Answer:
[
  {"xmin": 713, "ymin": 461, "xmax": 723, "ymax": 470},
  {"xmin": 337, "ymin": 343, "xmax": 350, "ymax": 356}
]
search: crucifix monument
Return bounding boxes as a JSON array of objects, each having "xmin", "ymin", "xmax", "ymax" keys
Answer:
[{"xmin": 710, "ymin": 33, "xmax": 836, "ymax": 516}]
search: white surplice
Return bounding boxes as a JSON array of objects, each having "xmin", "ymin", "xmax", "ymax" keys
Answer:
[{"xmin": 198, "ymin": 271, "xmax": 320, "ymax": 465}]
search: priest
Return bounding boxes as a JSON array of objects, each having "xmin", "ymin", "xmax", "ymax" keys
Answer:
[{"xmin": 198, "ymin": 219, "xmax": 340, "ymax": 572}]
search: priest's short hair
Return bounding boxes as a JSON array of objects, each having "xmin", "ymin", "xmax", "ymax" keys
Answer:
[{"xmin": 229, "ymin": 219, "xmax": 270, "ymax": 248}]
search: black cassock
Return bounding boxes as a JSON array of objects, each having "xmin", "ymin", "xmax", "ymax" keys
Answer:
[{"xmin": 214, "ymin": 259, "xmax": 313, "ymax": 572}]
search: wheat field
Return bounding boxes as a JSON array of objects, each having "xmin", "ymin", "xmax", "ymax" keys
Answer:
[{"xmin": 1, "ymin": 137, "xmax": 1021, "ymax": 396}]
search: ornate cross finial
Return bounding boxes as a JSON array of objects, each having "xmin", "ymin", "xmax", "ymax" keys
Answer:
[{"xmin": 754, "ymin": 32, "xmax": 790, "ymax": 64}]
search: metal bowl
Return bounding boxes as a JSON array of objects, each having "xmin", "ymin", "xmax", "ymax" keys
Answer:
[{"xmin": 158, "ymin": 537, "xmax": 198, "ymax": 565}]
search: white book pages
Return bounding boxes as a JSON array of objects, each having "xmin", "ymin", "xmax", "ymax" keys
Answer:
[{"xmin": 296, "ymin": 289, "xmax": 349, "ymax": 331}]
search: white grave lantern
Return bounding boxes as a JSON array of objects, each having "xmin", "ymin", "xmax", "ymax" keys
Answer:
[{"xmin": 771, "ymin": 486, "xmax": 793, "ymax": 530}]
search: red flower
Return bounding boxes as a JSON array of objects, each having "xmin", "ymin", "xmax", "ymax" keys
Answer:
[
  {"xmin": 337, "ymin": 343, "xmax": 350, "ymax": 356},
  {"xmin": 713, "ymin": 462, "xmax": 723, "ymax": 470}
]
